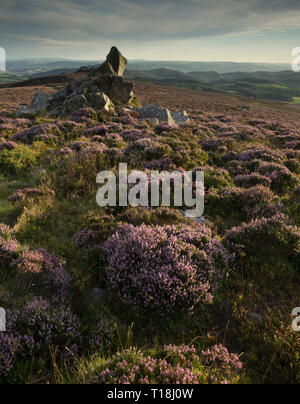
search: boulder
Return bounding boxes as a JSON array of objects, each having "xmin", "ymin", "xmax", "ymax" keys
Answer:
[
  {"xmin": 16, "ymin": 92, "xmax": 53, "ymax": 117},
  {"xmin": 16, "ymin": 104, "xmax": 35, "ymax": 118},
  {"xmin": 137, "ymin": 104, "xmax": 176, "ymax": 124},
  {"xmin": 170, "ymin": 110, "xmax": 190, "ymax": 124},
  {"xmin": 31, "ymin": 92, "xmax": 52, "ymax": 112}
]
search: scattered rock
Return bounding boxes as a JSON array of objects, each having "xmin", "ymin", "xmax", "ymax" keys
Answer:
[
  {"xmin": 16, "ymin": 105, "xmax": 35, "ymax": 118},
  {"xmin": 136, "ymin": 104, "xmax": 176, "ymax": 124},
  {"xmin": 136, "ymin": 103, "xmax": 190, "ymax": 124},
  {"xmin": 16, "ymin": 92, "xmax": 53, "ymax": 117},
  {"xmin": 170, "ymin": 110, "xmax": 190, "ymax": 124},
  {"xmin": 31, "ymin": 92, "xmax": 52, "ymax": 112}
]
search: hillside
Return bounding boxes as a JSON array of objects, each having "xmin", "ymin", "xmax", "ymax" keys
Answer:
[{"xmin": 0, "ymin": 79, "xmax": 299, "ymax": 384}]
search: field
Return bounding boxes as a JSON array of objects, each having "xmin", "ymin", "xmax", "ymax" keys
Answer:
[{"xmin": 0, "ymin": 81, "xmax": 299, "ymax": 384}]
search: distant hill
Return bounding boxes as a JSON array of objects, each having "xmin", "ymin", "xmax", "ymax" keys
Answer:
[
  {"xmin": 0, "ymin": 72, "xmax": 24, "ymax": 83},
  {"xmin": 6, "ymin": 58, "xmax": 291, "ymax": 77},
  {"xmin": 126, "ymin": 68, "xmax": 300, "ymax": 102}
]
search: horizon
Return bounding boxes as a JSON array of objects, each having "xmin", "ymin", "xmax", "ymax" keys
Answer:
[{"xmin": 6, "ymin": 56, "xmax": 292, "ymax": 65}]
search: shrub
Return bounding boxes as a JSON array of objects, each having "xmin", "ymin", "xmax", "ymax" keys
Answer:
[
  {"xmin": 0, "ymin": 145, "xmax": 38, "ymax": 175},
  {"xmin": 196, "ymin": 166, "xmax": 233, "ymax": 190},
  {"xmin": 86, "ymin": 344, "xmax": 243, "ymax": 384},
  {"xmin": 234, "ymin": 173, "xmax": 271, "ymax": 188},
  {"xmin": 0, "ymin": 297, "xmax": 81, "ymax": 378},
  {"xmin": 238, "ymin": 146, "xmax": 284, "ymax": 163},
  {"xmin": 224, "ymin": 214, "xmax": 300, "ymax": 268},
  {"xmin": 205, "ymin": 186, "xmax": 279, "ymax": 221},
  {"xmin": 15, "ymin": 248, "xmax": 71, "ymax": 303},
  {"xmin": 257, "ymin": 162, "xmax": 298, "ymax": 194},
  {"xmin": 101, "ymin": 224, "xmax": 232, "ymax": 315}
]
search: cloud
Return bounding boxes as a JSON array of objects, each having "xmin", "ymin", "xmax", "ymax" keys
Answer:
[{"xmin": 1, "ymin": 0, "xmax": 300, "ymax": 59}]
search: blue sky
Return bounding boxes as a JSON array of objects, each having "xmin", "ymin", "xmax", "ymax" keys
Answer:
[{"xmin": 1, "ymin": 0, "xmax": 300, "ymax": 62}]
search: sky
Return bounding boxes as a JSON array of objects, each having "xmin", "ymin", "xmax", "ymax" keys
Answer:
[{"xmin": 1, "ymin": 0, "xmax": 300, "ymax": 62}]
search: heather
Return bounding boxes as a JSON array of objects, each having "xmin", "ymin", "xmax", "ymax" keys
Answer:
[
  {"xmin": 0, "ymin": 81, "xmax": 299, "ymax": 385},
  {"xmin": 101, "ymin": 223, "xmax": 232, "ymax": 315}
]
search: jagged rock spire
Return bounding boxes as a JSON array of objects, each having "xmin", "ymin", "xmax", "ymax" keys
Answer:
[{"xmin": 94, "ymin": 47, "xmax": 128, "ymax": 77}]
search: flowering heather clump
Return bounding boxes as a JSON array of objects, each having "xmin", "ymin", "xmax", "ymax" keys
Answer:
[
  {"xmin": 73, "ymin": 227, "xmax": 100, "ymax": 252},
  {"xmin": 55, "ymin": 120, "xmax": 85, "ymax": 133},
  {"xmin": 89, "ymin": 317, "xmax": 116, "ymax": 352},
  {"xmin": 0, "ymin": 333, "xmax": 20, "ymax": 377},
  {"xmin": 117, "ymin": 110, "xmax": 138, "ymax": 125},
  {"xmin": 0, "ymin": 224, "xmax": 19, "ymax": 269},
  {"xmin": 238, "ymin": 146, "xmax": 284, "ymax": 163},
  {"xmin": 97, "ymin": 346, "xmax": 200, "ymax": 384},
  {"xmin": 202, "ymin": 344, "xmax": 243, "ymax": 370},
  {"xmin": 241, "ymin": 186, "xmax": 279, "ymax": 218},
  {"xmin": 11, "ymin": 124, "xmax": 61, "ymax": 144},
  {"xmin": 13, "ymin": 118, "xmax": 32, "ymax": 127},
  {"xmin": 84, "ymin": 125, "xmax": 108, "ymax": 137},
  {"xmin": 234, "ymin": 173, "xmax": 271, "ymax": 188},
  {"xmin": 70, "ymin": 141, "xmax": 90, "ymax": 152},
  {"xmin": 0, "ymin": 141, "xmax": 18, "ymax": 151},
  {"xmin": 91, "ymin": 136, "xmax": 105, "ymax": 145},
  {"xmin": 202, "ymin": 344, "xmax": 243, "ymax": 384},
  {"xmin": 94, "ymin": 344, "xmax": 243, "ymax": 384},
  {"xmin": 104, "ymin": 132, "xmax": 123, "ymax": 147},
  {"xmin": 0, "ymin": 297, "xmax": 81, "ymax": 377},
  {"xmin": 0, "ymin": 123, "xmax": 15, "ymax": 132},
  {"xmin": 142, "ymin": 157, "xmax": 176, "ymax": 171},
  {"xmin": 285, "ymin": 140, "xmax": 300, "ymax": 150},
  {"xmin": 222, "ymin": 151, "xmax": 239, "ymax": 161},
  {"xmin": 107, "ymin": 122, "xmax": 123, "ymax": 133},
  {"xmin": 155, "ymin": 123, "xmax": 178, "ymax": 134},
  {"xmin": 0, "ymin": 223, "xmax": 15, "ymax": 240},
  {"xmin": 120, "ymin": 129, "xmax": 144, "ymax": 142},
  {"xmin": 199, "ymin": 137, "xmax": 223, "ymax": 151},
  {"xmin": 16, "ymin": 248, "xmax": 71, "ymax": 302},
  {"xmin": 257, "ymin": 162, "xmax": 298, "ymax": 193},
  {"xmin": 69, "ymin": 108, "xmax": 97, "ymax": 123},
  {"xmin": 101, "ymin": 224, "xmax": 232, "ymax": 314},
  {"xmin": 59, "ymin": 147, "xmax": 73, "ymax": 155},
  {"xmin": 224, "ymin": 214, "xmax": 300, "ymax": 263}
]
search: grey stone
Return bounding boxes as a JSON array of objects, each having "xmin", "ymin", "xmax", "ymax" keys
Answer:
[
  {"xmin": 136, "ymin": 104, "xmax": 176, "ymax": 124},
  {"xmin": 170, "ymin": 110, "xmax": 190, "ymax": 124},
  {"xmin": 85, "ymin": 92, "xmax": 115, "ymax": 113},
  {"xmin": 16, "ymin": 104, "xmax": 35, "ymax": 118},
  {"xmin": 16, "ymin": 92, "xmax": 53, "ymax": 117},
  {"xmin": 93, "ymin": 46, "xmax": 128, "ymax": 77},
  {"xmin": 62, "ymin": 94, "xmax": 89, "ymax": 113},
  {"xmin": 30, "ymin": 92, "xmax": 52, "ymax": 113}
]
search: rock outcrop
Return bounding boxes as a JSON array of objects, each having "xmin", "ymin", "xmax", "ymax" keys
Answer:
[{"xmin": 17, "ymin": 47, "xmax": 138, "ymax": 117}]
